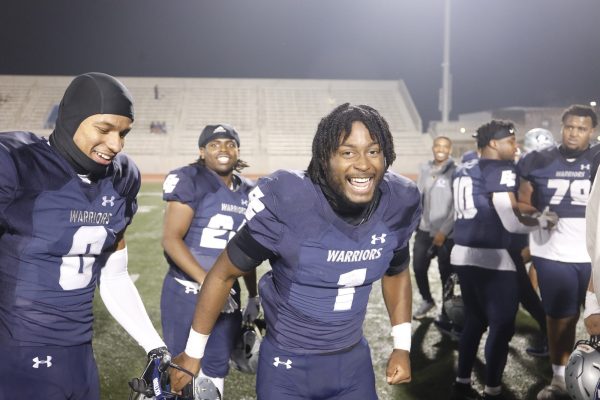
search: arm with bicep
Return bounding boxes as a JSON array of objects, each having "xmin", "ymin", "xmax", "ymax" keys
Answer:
[
  {"xmin": 517, "ymin": 178, "xmax": 540, "ymax": 214},
  {"xmin": 492, "ymin": 192, "xmax": 556, "ymax": 234},
  {"xmin": 98, "ymin": 236, "xmax": 166, "ymax": 353},
  {"xmin": 161, "ymin": 201, "xmax": 207, "ymax": 284}
]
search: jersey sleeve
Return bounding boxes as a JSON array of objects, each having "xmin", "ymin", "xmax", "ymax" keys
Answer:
[
  {"xmin": 0, "ymin": 145, "xmax": 18, "ymax": 229},
  {"xmin": 244, "ymin": 174, "xmax": 287, "ymax": 254},
  {"xmin": 384, "ymin": 172, "xmax": 423, "ymax": 251},
  {"xmin": 162, "ymin": 167, "xmax": 198, "ymax": 207},
  {"xmin": 483, "ymin": 162, "xmax": 517, "ymax": 194}
]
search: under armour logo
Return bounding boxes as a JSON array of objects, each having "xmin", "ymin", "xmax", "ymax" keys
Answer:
[
  {"xmin": 371, "ymin": 233, "xmax": 387, "ymax": 244},
  {"xmin": 581, "ymin": 164, "xmax": 591, "ymax": 170},
  {"xmin": 273, "ymin": 357, "xmax": 292, "ymax": 369},
  {"xmin": 174, "ymin": 278, "xmax": 199, "ymax": 294},
  {"xmin": 102, "ymin": 195, "xmax": 115, "ymax": 207},
  {"xmin": 241, "ymin": 199, "xmax": 248, "ymax": 206},
  {"xmin": 32, "ymin": 356, "xmax": 52, "ymax": 368}
]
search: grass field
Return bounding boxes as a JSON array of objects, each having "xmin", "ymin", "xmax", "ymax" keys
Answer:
[{"xmin": 93, "ymin": 182, "xmax": 587, "ymax": 399}]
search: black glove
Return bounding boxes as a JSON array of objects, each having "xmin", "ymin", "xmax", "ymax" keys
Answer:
[
  {"xmin": 148, "ymin": 346, "xmax": 171, "ymax": 373},
  {"xmin": 426, "ymin": 245, "xmax": 439, "ymax": 260}
]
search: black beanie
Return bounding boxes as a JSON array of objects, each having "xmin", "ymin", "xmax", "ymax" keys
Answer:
[{"xmin": 49, "ymin": 72, "xmax": 134, "ymax": 176}]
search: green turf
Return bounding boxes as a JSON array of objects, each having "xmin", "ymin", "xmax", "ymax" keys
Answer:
[{"xmin": 93, "ymin": 182, "xmax": 586, "ymax": 399}]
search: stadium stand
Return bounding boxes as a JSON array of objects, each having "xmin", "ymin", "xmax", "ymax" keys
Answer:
[{"xmin": 0, "ymin": 75, "xmax": 431, "ymax": 177}]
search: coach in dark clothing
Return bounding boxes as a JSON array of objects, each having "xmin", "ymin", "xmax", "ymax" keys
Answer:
[{"xmin": 412, "ymin": 136, "xmax": 456, "ymax": 319}]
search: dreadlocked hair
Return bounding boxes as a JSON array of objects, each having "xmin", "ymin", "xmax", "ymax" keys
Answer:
[
  {"xmin": 307, "ymin": 103, "xmax": 396, "ymax": 183},
  {"xmin": 191, "ymin": 157, "xmax": 250, "ymax": 173}
]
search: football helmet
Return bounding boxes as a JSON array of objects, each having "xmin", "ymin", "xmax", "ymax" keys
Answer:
[
  {"xmin": 442, "ymin": 273, "xmax": 464, "ymax": 329},
  {"xmin": 566, "ymin": 336, "xmax": 600, "ymax": 400},
  {"xmin": 523, "ymin": 128, "xmax": 556, "ymax": 153},
  {"xmin": 230, "ymin": 320, "xmax": 264, "ymax": 374},
  {"xmin": 129, "ymin": 351, "xmax": 221, "ymax": 400}
]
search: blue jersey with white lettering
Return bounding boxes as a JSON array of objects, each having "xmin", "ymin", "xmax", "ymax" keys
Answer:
[
  {"xmin": 517, "ymin": 146, "xmax": 599, "ymax": 218},
  {"xmin": 0, "ymin": 131, "xmax": 140, "ymax": 346},
  {"xmin": 516, "ymin": 145, "xmax": 600, "ymax": 262},
  {"xmin": 453, "ymin": 158, "xmax": 517, "ymax": 250},
  {"xmin": 245, "ymin": 170, "xmax": 421, "ymax": 354},
  {"xmin": 162, "ymin": 164, "xmax": 254, "ymax": 280}
]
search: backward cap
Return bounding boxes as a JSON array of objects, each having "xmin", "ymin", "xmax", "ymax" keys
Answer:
[{"xmin": 198, "ymin": 124, "xmax": 240, "ymax": 148}]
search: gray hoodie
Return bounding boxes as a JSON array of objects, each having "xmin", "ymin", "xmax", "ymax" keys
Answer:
[{"xmin": 416, "ymin": 158, "xmax": 456, "ymax": 237}]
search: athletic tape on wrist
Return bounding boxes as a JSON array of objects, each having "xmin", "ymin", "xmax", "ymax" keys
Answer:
[
  {"xmin": 391, "ymin": 323, "xmax": 411, "ymax": 351},
  {"xmin": 185, "ymin": 328, "xmax": 210, "ymax": 359}
]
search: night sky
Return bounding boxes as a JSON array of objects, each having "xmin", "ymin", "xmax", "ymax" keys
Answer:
[{"xmin": 1, "ymin": 0, "xmax": 599, "ymax": 127}]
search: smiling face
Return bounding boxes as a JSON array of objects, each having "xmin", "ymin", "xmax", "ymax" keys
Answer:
[
  {"xmin": 326, "ymin": 121, "xmax": 385, "ymax": 205},
  {"xmin": 200, "ymin": 138, "xmax": 240, "ymax": 176},
  {"xmin": 72, "ymin": 113, "xmax": 132, "ymax": 166},
  {"xmin": 432, "ymin": 137, "xmax": 452, "ymax": 164}
]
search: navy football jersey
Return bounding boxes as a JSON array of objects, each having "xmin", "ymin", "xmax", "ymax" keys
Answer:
[
  {"xmin": 162, "ymin": 164, "xmax": 254, "ymax": 280},
  {"xmin": 451, "ymin": 158, "xmax": 519, "ymax": 271},
  {"xmin": 244, "ymin": 170, "xmax": 421, "ymax": 354},
  {"xmin": 517, "ymin": 145, "xmax": 600, "ymax": 262},
  {"xmin": 0, "ymin": 131, "xmax": 140, "ymax": 346}
]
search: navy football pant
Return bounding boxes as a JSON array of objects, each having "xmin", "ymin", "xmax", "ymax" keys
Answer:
[
  {"xmin": 455, "ymin": 266, "xmax": 518, "ymax": 387},
  {"xmin": 256, "ymin": 336, "xmax": 377, "ymax": 400},
  {"xmin": 0, "ymin": 343, "xmax": 98, "ymax": 400},
  {"xmin": 532, "ymin": 256, "xmax": 590, "ymax": 318},
  {"xmin": 160, "ymin": 274, "xmax": 242, "ymax": 378},
  {"xmin": 412, "ymin": 229, "xmax": 454, "ymax": 303}
]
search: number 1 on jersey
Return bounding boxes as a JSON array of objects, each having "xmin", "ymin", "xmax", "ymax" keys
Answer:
[{"xmin": 334, "ymin": 268, "xmax": 367, "ymax": 311}]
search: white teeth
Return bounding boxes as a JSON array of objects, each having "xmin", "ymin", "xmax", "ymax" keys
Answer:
[
  {"xmin": 95, "ymin": 151, "xmax": 111, "ymax": 160},
  {"xmin": 217, "ymin": 156, "xmax": 230, "ymax": 163},
  {"xmin": 351, "ymin": 177, "xmax": 370, "ymax": 183}
]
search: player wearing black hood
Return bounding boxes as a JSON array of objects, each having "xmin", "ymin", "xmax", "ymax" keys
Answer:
[{"xmin": 0, "ymin": 73, "xmax": 167, "ymax": 399}]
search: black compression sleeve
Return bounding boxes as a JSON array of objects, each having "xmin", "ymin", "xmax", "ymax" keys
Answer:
[
  {"xmin": 385, "ymin": 246, "xmax": 410, "ymax": 276},
  {"xmin": 226, "ymin": 224, "xmax": 275, "ymax": 272}
]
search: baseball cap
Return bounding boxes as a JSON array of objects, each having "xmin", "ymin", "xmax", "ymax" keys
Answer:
[{"xmin": 198, "ymin": 124, "xmax": 240, "ymax": 148}]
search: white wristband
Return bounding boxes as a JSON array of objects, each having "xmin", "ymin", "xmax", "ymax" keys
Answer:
[
  {"xmin": 584, "ymin": 290, "xmax": 600, "ymax": 319},
  {"xmin": 391, "ymin": 323, "xmax": 411, "ymax": 351},
  {"xmin": 185, "ymin": 328, "xmax": 210, "ymax": 359}
]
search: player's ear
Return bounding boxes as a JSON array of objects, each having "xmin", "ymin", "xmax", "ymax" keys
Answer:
[{"xmin": 199, "ymin": 147, "xmax": 205, "ymax": 159}]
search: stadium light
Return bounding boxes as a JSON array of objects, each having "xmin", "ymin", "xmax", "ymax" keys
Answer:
[{"xmin": 590, "ymin": 101, "xmax": 597, "ymax": 107}]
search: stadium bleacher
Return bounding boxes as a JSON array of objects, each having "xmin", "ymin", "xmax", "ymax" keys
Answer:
[{"xmin": 0, "ymin": 75, "xmax": 431, "ymax": 176}]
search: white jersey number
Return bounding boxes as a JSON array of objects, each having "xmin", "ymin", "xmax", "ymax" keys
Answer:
[
  {"xmin": 59, "ymin": 226, "xmax": 108, "ymax": 290},
  {"xmin": 199, "ymin": 214, "xmax": 240, "ymax": 249},
  {"xmin": 453, "ymin": 176, "xmax": 477, "ymax": 220},
  {"xmin": 333, "ymin": 268, "xmax": 367, "ymax": 311},
  {"xmin": 547, "ymin": 179, "xmax": 590, "ymax": 206},
  {"xmin": 245, "ymin": 187, "xmax": 265, "ymax": 221}
]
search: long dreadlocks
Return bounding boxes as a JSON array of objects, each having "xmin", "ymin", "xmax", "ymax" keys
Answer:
[{"xmin": 307, "ymin": 103, "xmax": 396, "ymax": 184}]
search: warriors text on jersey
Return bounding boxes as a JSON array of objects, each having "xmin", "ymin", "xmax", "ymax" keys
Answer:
[
  {"xmin": 244, "ymin": 170, "xmax": 421, "ymax": 354},
  {"xmin": 0, "ymin": 131, "xmax": 140, "ymax": 346},
  {"xmin": 451, "ymin": 158, "xmax": 519, "ymax": 271},
  {"xmin": 517, "ymin": 145, "xmax": 600, "ymax": 262}
]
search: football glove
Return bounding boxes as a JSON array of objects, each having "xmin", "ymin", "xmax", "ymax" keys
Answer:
[
  {"xmin": 242, "ymin": 296, "xmax": 261, "ymax": 323},
  {"xmin": 221, "ymin": 288, "xmax": 239, "ymax": 314}
]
